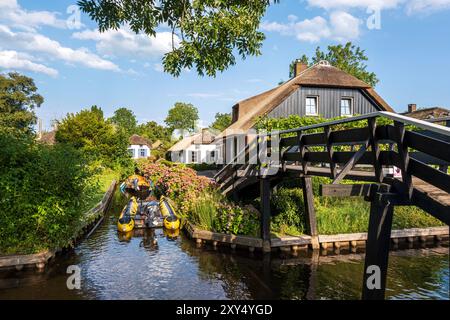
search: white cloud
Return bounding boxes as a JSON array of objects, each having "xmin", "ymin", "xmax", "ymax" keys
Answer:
[
  {"xmin": 307, "ymin": 0, "xmax": 450, "ymax": 13},
  {"xmin": 261, "ymin": 11, "xmax": 361, "ymax": 43},
  {"xmin": 72, "ymin": 27, "xmax": 179, "ymax": 58},
  {"xmin": 307, "ymin": 0, "xmax": 404, "ymax": 10},
  {"xmin": 0, "ymin": 0, "xmax": 67, "ymax": 31},
  {"xmin": 294, "ymin": 16, "xmax": 332, "ymax": 42},
  {"xmin": 0, "ymin": 25, "xmax": 120, "ymax": 72},
  {"xmin": 406, "ymin": 0, "xmax": 450, "ymax": 13},
  {"xmin": 329, "ymin": 11, "xmax": 362, "ymax": 41},
  {"xmin": 0, "ymin": 50, "xmax": 58, "ymax": 77}
]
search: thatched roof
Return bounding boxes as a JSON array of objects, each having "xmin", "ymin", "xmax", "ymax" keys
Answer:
[
  {"xmin": 402, "ymin": 107, "xmax": 450, "ymax": 120},
  {"xmin": 168, "ymin": 129, "xmax": 217, "ymax": 152},
  {"xmin": 215, "ymin": 61, "xmax": 393, "ymax": 139},
  {"xmin": 151, "ymin": 140, "xmax": 163, "ymax": 149},
  {"xmin": 129, "ymin": 134, "xmax": 152, "ymax": 147}
]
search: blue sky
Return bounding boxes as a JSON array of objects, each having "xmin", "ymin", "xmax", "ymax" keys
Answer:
[{"xmin": 1, "ymin": 0, "xmax": 450, "ymax": 130}]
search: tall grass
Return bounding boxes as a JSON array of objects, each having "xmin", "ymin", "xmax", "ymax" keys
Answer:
[
  {"xmin": 271, "ymin": 186, "xmax": 444, "ymax": 236},
  {"xmin": 190, "ymin": 193, "xmax": 218, "ymax": 231}
]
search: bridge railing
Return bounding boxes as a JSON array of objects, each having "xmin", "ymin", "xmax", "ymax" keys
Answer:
[
  {"xmin": 213, "ymin": 112, "xmax": 449, "ymax": 300},
  {"xmin": 216, "ymin": 112, "xmax": 449, "ymax": 195}
]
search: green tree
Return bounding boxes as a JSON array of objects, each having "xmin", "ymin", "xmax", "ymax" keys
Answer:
[
  {"xmin": 56, "ymin": 105, "xmax": 130, "ymax": 166},
  {"xmin": 78, "ymin": 0, "xmax": 278, "ymax": 77},
  {"xmin": 137, "ymin": 121, "xmax": 171, "ymax": 143},
  {"xmin": 210, "ymin": 112, "xmax": 231, "ymax": 131},
  {"xmin": 289, "ymin": 42, "xmax": 379, "ymax": 87},
  {"xmin": 0, "ymin": 72, "xmax": 44, "ymax": 134},
  {"xmin": 109, "ymin": 107, "xmax": 137, "ymax": 136},
  {"xmin": 165, "ymin": 102, "xmax": 199, "ymax": 133}
]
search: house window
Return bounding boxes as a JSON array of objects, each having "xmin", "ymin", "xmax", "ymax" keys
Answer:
[
  {"xmin": 139, "ymin": 148, "xmax": 147, "ymax": 158},
  {"xmin": 340, "ymin": 98, "xmax": 352, "ymax": 116},
  {"xmin": 128, "ymin": 148, "xmax": 135, "ymax": 158},
  {"xmin": 305, "ymin": 96, "xmax": 318, "ymax": 115},
  {"xmin": 190, "ymin": 151, "xmax": 198, "ymax": 163},
  {"xmin": 210, "ymin": 151, "xmax": 215, "ymax": 159}
]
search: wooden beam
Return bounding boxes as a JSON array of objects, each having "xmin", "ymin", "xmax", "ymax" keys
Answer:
[
  {"xmin": 330, "ymin": 127, "xmax": 369, "ymax": 144},
  {"xmin": 301, "ymin": 176, "xmax": 318, "ymax": 237},
  {"xmin": 260, "ymin": 178, "xmax": 271, "ymax": 243},
  {"xmin": 332, "ymin": 141, "xmax": 369, "ymax": 184},
  {"xmin": 408, "ymin": 158, "xmax": 450, "ymax": 193},
  {"xmin": 368, "ymin": 118, "xmax": 384, "ymax": 183},
  {"xmin": 325, "ymin": 126, "xmax": 337, "ymax": 179},
  {"xmin": 394, "ymin": 121, "xmax": 413, "ymax": 199},
  {"xmin": 362, "ymin": 194, "xmax": 394, "ymax": 300},
  {"xmin": 404, "ymin": 130, "xmax": 450, "ymax": 163},
  {"xmin": 320, "ymin": 184, "xmax": 374, "ymax": 197},
  {"xmin": 297, "ymin": 131, "xmax": 308, "ymax": 175},
  {"xmin": 390, "ymin": 179, "xmax": 450, "ymax": 225}
]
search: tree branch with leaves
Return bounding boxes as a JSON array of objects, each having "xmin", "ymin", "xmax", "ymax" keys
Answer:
[{"xmin": 78, "ymin": 0, "xmax": 277, "ymax": 77}]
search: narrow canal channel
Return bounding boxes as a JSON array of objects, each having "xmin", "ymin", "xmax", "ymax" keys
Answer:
[{"xmin": 0, "ymin": 194, "xmax": 448, "ymax": 300}]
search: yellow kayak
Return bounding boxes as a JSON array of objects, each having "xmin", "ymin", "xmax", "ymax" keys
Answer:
[
  {"xmin": 159, "ymin": 196, "xmax": 180, "ymax": 230},
  {"xmin": 163, "ymin": 227, "xmax": 180, "ymax": 240},
  {"xmin": 117, "ymin": 197, "xmax": 138, "ymax": 232},
  {"xmin": 163, "ymin": 215, "xmax": 180, "ymax": 230}
]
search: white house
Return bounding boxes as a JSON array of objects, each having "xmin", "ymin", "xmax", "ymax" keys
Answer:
[
  {"xmin": 168, "ymin": 129, "xmax": 219, "ymax": 164},
  {"xmin": 128, "ymin": 134, "xmax": 152, "ymax": 159}
]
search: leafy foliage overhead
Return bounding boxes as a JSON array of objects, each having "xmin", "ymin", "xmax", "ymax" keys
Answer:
[
  {"xmin": 289, "ymin": 42, "xmax": 379, "ymax": 87},
  {"xmin": 77, "ymin": 0, "xmax": 277, "ymax": 77},
  {"xmin": 0, "ymin": 72, "xmax": 44, "ymax": 134}
]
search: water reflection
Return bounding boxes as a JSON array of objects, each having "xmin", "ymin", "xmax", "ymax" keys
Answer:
[{"xmin": 0, "ymin": 210, "xmax": 448, "ymax": 300}]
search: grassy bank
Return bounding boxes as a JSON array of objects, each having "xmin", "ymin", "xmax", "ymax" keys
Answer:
[{"xmin": 270, "ymin": 183, "xmax": 444, "ymax": 237}]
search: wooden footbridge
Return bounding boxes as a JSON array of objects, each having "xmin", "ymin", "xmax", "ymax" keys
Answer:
[{"xmin": 214, "ymin": 111, "xmax": 449, "ymax": 300}]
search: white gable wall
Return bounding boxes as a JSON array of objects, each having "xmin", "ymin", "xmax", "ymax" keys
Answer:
[
  {"xmin": 128, "ymin": 144, "xmax": 151, "ymax": 159},
  {"xmin": 172, "ymin": 144, "xmax": 219, "ymax": 164}
]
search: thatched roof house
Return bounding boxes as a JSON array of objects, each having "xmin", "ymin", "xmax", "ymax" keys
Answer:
[
  {"xmin": 402, "ymin": 104, "xmax": 450, "ymax": 120},
  {"xmin": 167, "ymin": 128, "xmax": 218, "ymax": 164},
  {"xmin": 216, "ymin": 60, "xmax": 393, "ymax": 139},
  {"xmin": 128, "ymin": 134, "xmax": 152, "ymax": 159},
  {"xmin": 129, "ymin": 134, "xmax": 152, "ymax": 147}
]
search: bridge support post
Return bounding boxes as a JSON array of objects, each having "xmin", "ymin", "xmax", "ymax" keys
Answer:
[
  {"xmin": 301, "ymin": 176, "xmax": 319, "ymax": 250},
  {"xmin": 260, "ymin": 178, "xmax": 271, "ymax": 252},
  {"xmin": 362, "ymin": 195, "xmax": 394, "ymax": 300}
]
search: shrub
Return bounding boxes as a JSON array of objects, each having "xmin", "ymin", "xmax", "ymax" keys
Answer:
[
  {"xmin": 213, "ymin": 201, "xmax": 259, "ymax": 237},
  {"xmin": 0, "ymin": 131, "xmax": 97, "ymax": 254},
  {"xmin": 271, "ymin": 188, "xmax": 305, "ymax": 235}
]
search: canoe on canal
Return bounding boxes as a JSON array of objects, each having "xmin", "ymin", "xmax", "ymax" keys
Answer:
[{"xmin": 120, "ymin": 174, "xmax": 151, "ymax": 199}]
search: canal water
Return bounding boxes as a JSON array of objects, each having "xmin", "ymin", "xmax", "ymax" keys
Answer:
[{"xmin": 0, "ymin": 201, "xmax": 448, "ymax": 300}]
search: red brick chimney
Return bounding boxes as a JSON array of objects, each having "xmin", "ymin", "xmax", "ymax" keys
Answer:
[
  {"xmin": 408, "ymin": 104, "xmax": 417, "ymax": 113},
  {"xmin": 293, "ymin": 60, "xmax": 308, "ymax": 77}
]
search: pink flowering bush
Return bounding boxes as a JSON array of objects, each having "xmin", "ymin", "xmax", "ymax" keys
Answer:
[
  {"xmin": 137, "ymin": 159, "xmax": 260, "ymax": 236},
  {"xmin": 138, "ymin": 160, "xmax": 213, "ymax": 213}
]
